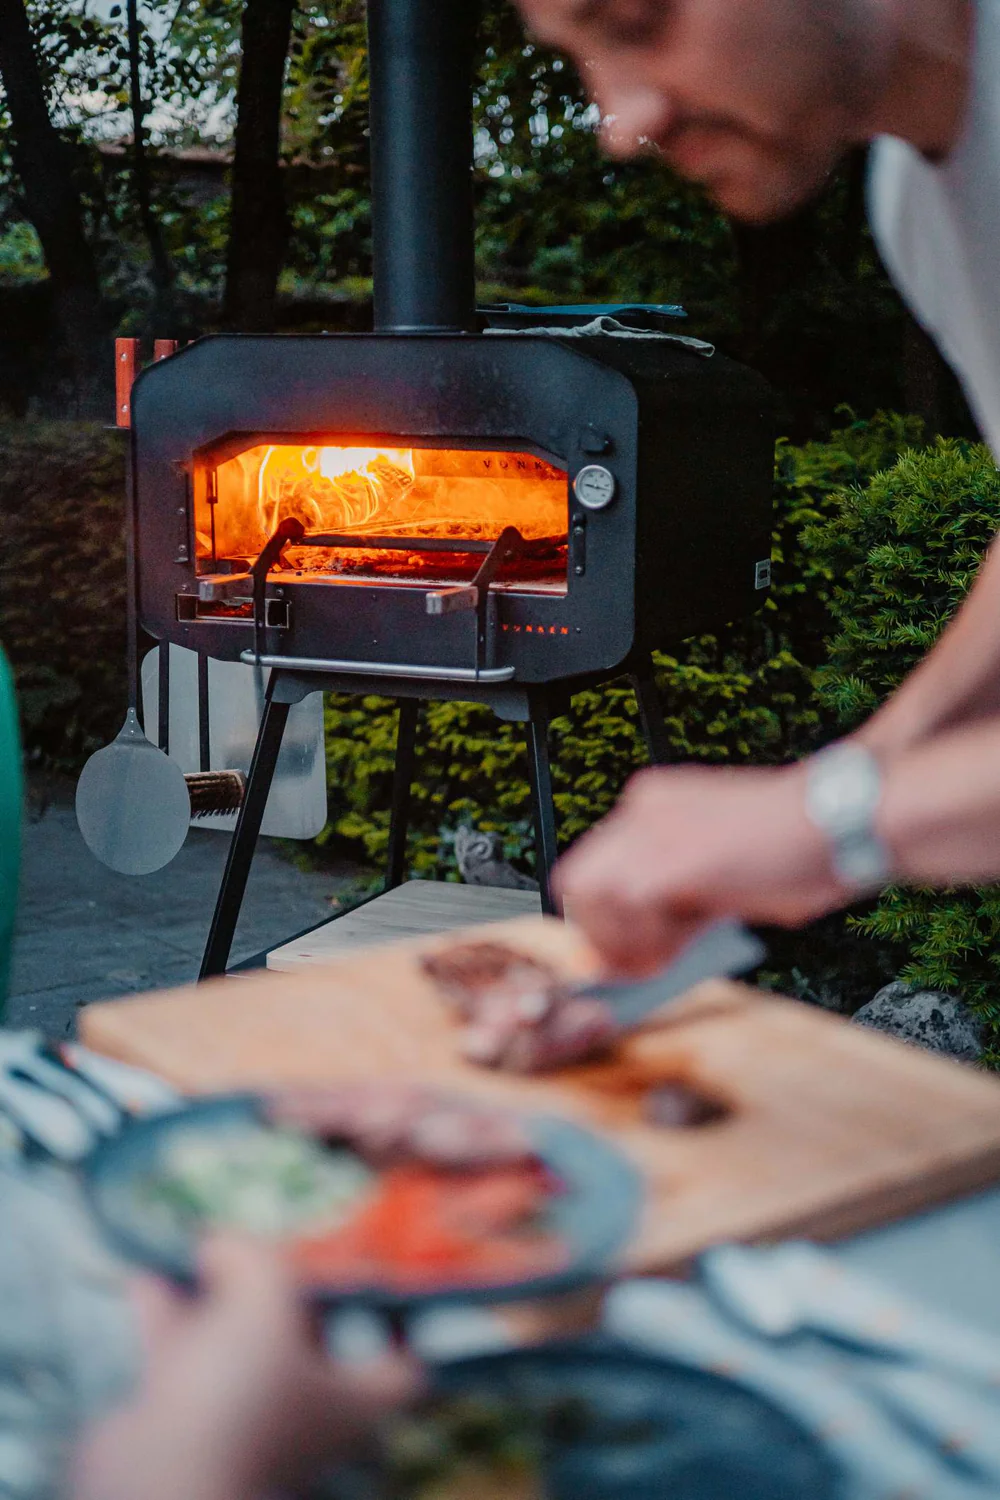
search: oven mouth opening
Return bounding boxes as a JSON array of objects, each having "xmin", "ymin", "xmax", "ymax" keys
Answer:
[{"xmin": 194, "ymin": 440, "xmax": 570, "ymax": 592}]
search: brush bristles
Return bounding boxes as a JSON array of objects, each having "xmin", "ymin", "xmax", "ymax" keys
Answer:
[{"xmin": 186, "ymin": 770, "xmax": 247, "ymax": 818}]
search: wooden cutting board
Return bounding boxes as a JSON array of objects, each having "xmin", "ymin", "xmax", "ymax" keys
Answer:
[{"xmin": 81, "ymin": 915, "xmax": 1000, "ymax": 1273}]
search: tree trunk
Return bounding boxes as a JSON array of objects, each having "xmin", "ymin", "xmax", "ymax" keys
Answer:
[
  {"xmin": 222, "ymin": 0, "xmax": 295, "ymax": 332},
  {"xmin": 0, "ymin": 0, "xmax": 107, "ymax": 412},
  {"xmin": 126, "ymin": 0, "xmax": 174, "ymax": 324}
]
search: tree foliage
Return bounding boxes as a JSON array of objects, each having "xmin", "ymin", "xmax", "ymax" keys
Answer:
[{"xmin": 0, "ymin": 0, "xmax": 947, "ymax": 433}]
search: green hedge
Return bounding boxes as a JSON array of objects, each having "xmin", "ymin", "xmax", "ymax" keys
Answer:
[
  {"xmin": 804, "ymin": 440, "xmax": 1000, "ymax": 1052},
  {"xmin": 0, "ymin": 423, "xmax": 127, "ymax": 772}
]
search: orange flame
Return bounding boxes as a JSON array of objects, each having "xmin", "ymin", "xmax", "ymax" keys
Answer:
[
  {"xmin": 199, "ymin": 443, "xmax": 568, "ymax": 582},
  {"xmin": 257, "ymin": 445, "xmax": 417, "ymax": 536}
]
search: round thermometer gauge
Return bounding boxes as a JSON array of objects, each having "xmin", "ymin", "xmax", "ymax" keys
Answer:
[{"xmin": 573, "ymin": 464, "xmax": 617, "ymax": 511}]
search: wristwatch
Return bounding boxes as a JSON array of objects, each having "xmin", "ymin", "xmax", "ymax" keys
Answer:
[{"xmin": 804, "ymin": 742, "xmax": 892, "ymax": 893}]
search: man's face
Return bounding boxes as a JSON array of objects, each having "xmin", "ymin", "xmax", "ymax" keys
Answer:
[{"xmin": 518, "ymin": 0, "xmax": 885, "ymax": 221}]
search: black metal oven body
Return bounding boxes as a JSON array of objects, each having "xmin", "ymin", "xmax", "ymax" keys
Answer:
[{"xmin": 131, "ymin": 330, "xmax": 774, "ymax": 688}]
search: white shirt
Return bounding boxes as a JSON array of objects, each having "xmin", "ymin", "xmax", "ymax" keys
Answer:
[{"xmin": 869, "ymin": 0, "xmax": 1000, "ymax": 456}]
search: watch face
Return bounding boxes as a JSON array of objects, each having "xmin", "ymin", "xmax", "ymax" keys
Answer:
[
  {"xmin": 807, "ymin": 746, "xmax": 881, "ymax": 823},
  {"xmin": 816, "ymin": 765, "xmax": 857, "ymax": 820},
  {"xmin": 573, "ymin": 465, "xmax": 617, "ymax": 511}
]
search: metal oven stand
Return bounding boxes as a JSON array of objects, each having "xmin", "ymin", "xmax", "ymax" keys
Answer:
[{"xmin": 198, "ymin": 659, "xmax": 670, "ymax": 980}]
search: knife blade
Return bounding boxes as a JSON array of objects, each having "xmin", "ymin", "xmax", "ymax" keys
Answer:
[{"xmin": 574, "ymin": 920, "xmax": 765, "ymax": 1029}]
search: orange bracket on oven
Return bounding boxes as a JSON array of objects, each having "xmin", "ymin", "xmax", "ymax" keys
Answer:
[
  {"xmin": 115, "ymin": 338, "xmax": 138, "ymax": 428},
  {"xmin": 115, "ymin": 338, "xmax": 180, "ymax": 428}
]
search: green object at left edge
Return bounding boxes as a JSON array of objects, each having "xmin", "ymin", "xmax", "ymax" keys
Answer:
[{"xmin": 0, "ymin": 647, "xmax": 22, "ymax": 1015}]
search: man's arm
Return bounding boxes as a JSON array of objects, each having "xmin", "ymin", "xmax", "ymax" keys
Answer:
[
  {"xmin": 554, "ymin": 714, "xmax": 1000, "ymax": 974},
  {"xmin": 877, "ymin": 718, "xmax": 1000, "ymax": 883},
  {"xmin": 855, "ymin": 536, "xmax": 1000, "ymax": 756},
  {"xmin": 554, "ymin": 530, "xmax": 1000, "ymax": 973}
]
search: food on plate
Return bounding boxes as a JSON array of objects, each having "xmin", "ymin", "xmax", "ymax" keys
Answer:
[
  {"xmin": 123, "ymin": 1086, "xmax": 569, "ymax": 1293},
  {"xmin": 380, "ymin": 1387, "xmax": 642, "ymax": 1500},
  {"xmin": 290, "ymin": 1160, "xmax": 561, "ymax": 1287},
  {"xmin": 382, "ymin": 1394, "xmax": 553, "ymax": 1500},
  {"xmin": 377, "ymin": 1352, "xmax": 834, "ymax": 1500},
  {"xmin": 269, "ymin": 1082, "xmax": 535, "ymax": 1168},
  {"xmin": 131, "ymin": 1121, "xmax": 374, "ymax": 1239},
  {"xmin": 421, "ymin": 941, "xmax": 619, "ymax": 1073}
]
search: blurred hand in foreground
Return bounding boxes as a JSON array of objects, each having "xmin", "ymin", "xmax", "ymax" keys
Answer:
[
  {"xmin": 554, "ymin": 763, "xmax": 843, "ymax": 975},
  {"xmin": 72, "ymin": 1234, "xmax": 421, "ymax": 1500}
]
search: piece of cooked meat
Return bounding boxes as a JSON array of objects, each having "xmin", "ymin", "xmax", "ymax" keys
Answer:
[
  {"xmin": 407, "ymin": 1099, "xmax": 535, "ymax": 1167},
  {"xmin": 422, "ymin": 940, "xmax": 619, "ymax": 1074},
  {"xmin": 460, "ymin": 993, "xmax": 620, "ymax": 1073},
  {"xmin": 267, "ymin": 1083, "xmax": 534, "ymax": 1168},
  {"xmin": 421, "ymin": 942, "xmax": 559, "ymax": 1020}
]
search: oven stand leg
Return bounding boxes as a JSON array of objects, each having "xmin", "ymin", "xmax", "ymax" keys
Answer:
[
  {"xmin": 524, "ymin": 689, "xmax": 559, "ymax": 916},
  {"xmin": 631, "ymin": 663, "xmax": 671, "ymax": 767},
  {"xmin": 384, "ymin": 699, "xmax": 419, "ymax": 891},
  {"xmin": 199, "ymin": 676, "xmax": 290, "ymax": 980},
  {"xmin": 157, "ymin": 642, "xmax": 170, "ymax": 753}
]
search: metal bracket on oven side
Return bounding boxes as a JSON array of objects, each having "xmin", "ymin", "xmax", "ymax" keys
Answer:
[
  {"xmin": 425, "ymin": 525, "xmax": 528, "ymax": 676},
  {"xmin": 175, "ymin": 473, "xmax": 193, "ymax": 565},
  {"xmin": 199, "ymin": 520, "xmax": 305, "ymax": 616},
  {"xmin": 197, "ymin": 572, "xmax": 252, "ymax": 603}
]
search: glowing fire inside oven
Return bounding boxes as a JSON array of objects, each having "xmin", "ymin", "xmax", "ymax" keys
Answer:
[{"xmin": 200, "ymin": 442, "xmax": 568, "ymax": 584}]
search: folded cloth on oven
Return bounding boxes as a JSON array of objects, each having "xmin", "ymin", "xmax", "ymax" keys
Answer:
[{"xmin": 484, "ymin": 314, "xmax": 715, "ymax": 354}]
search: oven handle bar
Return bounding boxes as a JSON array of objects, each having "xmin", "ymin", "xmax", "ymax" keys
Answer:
[
  {"xmin": 425, "ymin": 525, "xmax": 528, "ymax": 677},
  {"xmin": 238, "ymin": 651, "xmax": 515, "ymax": 684}
]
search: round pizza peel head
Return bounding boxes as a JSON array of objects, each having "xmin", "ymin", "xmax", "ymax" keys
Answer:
[
  {"xmin": 75, "ymin": 707, "xmax": 191, "ymax": 875},
  {"xmin": 75, "ymin": 409, "xmax": 193, "ymax": 876}
]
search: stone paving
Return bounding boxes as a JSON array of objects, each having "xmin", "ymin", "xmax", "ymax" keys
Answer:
[{"xmin": 7, "ymin": 785, "xmax": 358, "ymax": 1038}]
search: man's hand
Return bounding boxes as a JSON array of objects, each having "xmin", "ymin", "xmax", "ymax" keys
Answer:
[
  {"xmin": 72, "ymin": 1235, "xmax": 421, "ymax": 1500},
  {"xmin": 554, "ymin": 763, "xmax": 845, "ymax": 974}
]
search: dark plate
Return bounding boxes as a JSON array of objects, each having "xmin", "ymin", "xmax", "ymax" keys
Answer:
[
  {"xmin": 414, "ymin": 1340, "xmax": 843, "ymax": 1500},
  {"xmin": 83, "ymin": 1093, "xmax": 642, "ymax": 1310}
]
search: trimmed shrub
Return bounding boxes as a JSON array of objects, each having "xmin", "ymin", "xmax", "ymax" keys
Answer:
[
  {"xmin": 0, "ymin": 423, "xmax": 128, "ymax": 772},
  {"xmin": 804, "ymin": 439, "xmax": 1000, "ymax": 1050}
]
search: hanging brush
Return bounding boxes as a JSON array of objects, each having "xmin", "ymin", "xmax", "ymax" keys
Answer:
[{"xmin": 185, "ymin": 770, "xmax": 247, "ymax": 819}]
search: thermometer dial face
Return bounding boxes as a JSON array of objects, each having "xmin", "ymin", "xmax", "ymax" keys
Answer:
[{"xmin": 573, "ymin": 464, "xmax": 617, "ymax": 511}]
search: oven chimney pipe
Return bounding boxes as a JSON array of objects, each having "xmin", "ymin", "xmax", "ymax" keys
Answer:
[{"xmin": 367, "ymin": 0, "xmax": 478, "ymax": 334}]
